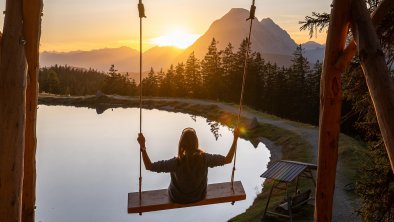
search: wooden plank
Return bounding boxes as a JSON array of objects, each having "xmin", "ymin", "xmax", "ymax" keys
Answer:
[
  {"xmin": 128, "ymin": 181, "xmax": 246, "ymax": 213},
  {"xmin": 266, "ymin": 210, "xmax": 290, "ymax": 219},
  {"xmin": 315, "ymin": 0, "xmax": 352, "ymax": 221}
]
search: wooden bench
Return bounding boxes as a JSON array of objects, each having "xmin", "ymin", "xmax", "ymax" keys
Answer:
[
  {"xmin": 128, "ymin": 181, "xmax": 246, "ymax": 213},
  {"xmin": 275, "ymin": 189, "xmax": 312, "ymax": 214}
]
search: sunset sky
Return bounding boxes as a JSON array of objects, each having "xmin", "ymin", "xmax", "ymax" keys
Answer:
[{"xmin": 0, "ymin": 0, "xmax": 330, "ymax": 52}]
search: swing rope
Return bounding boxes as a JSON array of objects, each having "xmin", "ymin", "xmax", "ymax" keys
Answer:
[
  {"xmin": 137, "ymin": 0, "xmax": 146, "ymax": 211},
  {"xmin": 231, "ymin": 0, "xmax": 256, "ymax": 190},
  {"xmin": 136, "ymin": 0, "xmax": 256, "ymax": 197}
]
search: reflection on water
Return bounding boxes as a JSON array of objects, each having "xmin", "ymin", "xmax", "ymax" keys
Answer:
[
  {"xmin": 190, "ymin": 114, "xmax": 197, "ymax": 122},
  {"xmin": 206, "ymin": 119, "xmax": 221, "ymax": 140},
  {"xmin": 36, "ymin": 105, "xmax": 270, "ymax": 222}
]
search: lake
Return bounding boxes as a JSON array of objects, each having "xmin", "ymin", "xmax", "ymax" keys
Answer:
[{"xmin": 36, "ymin": 105, "xmax": 270, "ymax": 222}]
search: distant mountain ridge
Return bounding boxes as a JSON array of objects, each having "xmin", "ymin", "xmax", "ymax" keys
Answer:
[
  {"xmin": 40, "ymin": 46, "xmax": 183, "ymax": 73},
  {"xmin": 40, "ymin": 8, "xmax": 325, "ymax": 72},
  {"xmin": 40, "ymin": 47, "xmax": 138, "ymax": 72},
  {"xmin": 301, "ymin": 41, "xmax": 325, "ymax": 63}
]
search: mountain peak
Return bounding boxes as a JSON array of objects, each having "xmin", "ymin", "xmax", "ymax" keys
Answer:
[
  {"xmin": 179, "ymin": 8, "xmax": 299, "ymax": 64},
  {"xmin": 301, "ymin": 41, "xmax": 325, "ymax": 50},
  {"xmin": 260, "ymin": 17, "xmax": 281, "ymax": 29},
  {"xmin": 228, "ymin": 8, "xmax": 249, "ymax": 14},
  {"xmin": 222, "ymin": 8, "xmax": 251, "ymax": 20},
  {"xmin": 260, "ymin": 17, "xmax": 274, "ymax": 24}
]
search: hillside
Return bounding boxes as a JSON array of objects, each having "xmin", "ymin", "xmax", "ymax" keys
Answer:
[
  {"xmin": 40, "ymin": 47, "xmax": 139, "ymax": 72},
  {"xmin": 40, "ymin": 46, "xmax": 183, "ymax": 73}
]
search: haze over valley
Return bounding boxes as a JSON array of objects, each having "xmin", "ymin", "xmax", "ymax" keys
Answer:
[{"xmin": 40, "ymin": 8, "xmax": 325, "ymax": 73}]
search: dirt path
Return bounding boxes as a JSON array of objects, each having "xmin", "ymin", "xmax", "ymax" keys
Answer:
[{"xmin": 108, "ymin": 96, "xmax": 359, "ymax": 221}]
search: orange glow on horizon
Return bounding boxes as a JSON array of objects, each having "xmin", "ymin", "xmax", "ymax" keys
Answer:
[
  {"xmin": 39, "ymin": 32, "xmax": 202, "ymax": 52},
  {"xmin": 150, "ymin": 30, "xmax": 201, "ymax": 49},
  {"xmin": 39, "ymin": 40, "xmax": 157, "ymax": 53}
]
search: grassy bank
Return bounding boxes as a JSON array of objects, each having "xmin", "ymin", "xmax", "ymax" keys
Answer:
[
  {"xmin": 230, "ymin": 133, "xmax": 366, "ymax": 222},
  {"xmin": 229, "ymin": 126, "xmax": 315, "ymax": 222}
]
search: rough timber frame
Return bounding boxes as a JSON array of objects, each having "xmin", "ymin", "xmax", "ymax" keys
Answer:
[
  {"xmin": 316, "ymin": 0, "xmax": 394, "ymax": 221},
  {"xmin": 0, "ymin": 0, "xmax": 393, "ymax": 221}
]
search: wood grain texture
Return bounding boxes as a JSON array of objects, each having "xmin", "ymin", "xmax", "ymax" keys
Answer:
[
  {"xmin": 128, "ymin": 181, "xmax": 246, "ymax": 213},
  {"xmin": 351, "ymin": 0, "xmax": 394, "ymax": 172},
  {"xmin": 315, "ymin": 0, "xmax": 351, "ymax": 221},
  {"xmin": 336, "ymin": 0, "xmax": 394, "ymax": 70},
  {"xmin": 0, "ymin": 0, "xmax": 27, "ymax": 221},
  {"xmin": 22, "ymin": 1, "xmax": 43, "ymax": 221}
]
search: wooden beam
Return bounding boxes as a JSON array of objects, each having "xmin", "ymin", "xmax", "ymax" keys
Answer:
[
  {"xmin": 0, "ymin": 31, "xmax": 2, "ymax": 62},
  {"xmin": 335, "ymin": 0, "xmax": 394, "ymax": 70},
  {"xmin": 369, "ymin": 0, "xmax": 394, "ymax": 27},
  {"xmin": 0, "ymin": 0, "xmax": 27, "ymax": 221},
  {"xmin": 128, "ymin": 181, "xmax": 246, "ymax": 213},
  {"xmin": 315, "ymin": 0, "xmax": 351, "ymax": 221},
  {"xmin": 351, "ymin": 0, "xmax": 394, "ymax": 171},
  {"xmin": 22, "ymin": 1, "xmax": 43, "ymax": 222}
]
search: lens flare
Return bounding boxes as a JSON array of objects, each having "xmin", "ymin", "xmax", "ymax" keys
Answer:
[{"xmin": 151, "ymin": 30, "xmax": 201, "ymax": 49}]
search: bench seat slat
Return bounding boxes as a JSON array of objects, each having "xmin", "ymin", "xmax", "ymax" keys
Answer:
[{"xmin": 128, "ymin": 181, "xmax": 246, "ymax": 213}]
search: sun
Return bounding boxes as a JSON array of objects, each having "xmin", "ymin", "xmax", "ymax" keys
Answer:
[{"xmin": 151, "ymin": 30, "xmax": 201, "ymax": 49}]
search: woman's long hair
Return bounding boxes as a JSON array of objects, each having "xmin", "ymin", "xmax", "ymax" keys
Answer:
[{"xmin": 177, "ymin": 128, "xmax": 204, "ymax": 161}]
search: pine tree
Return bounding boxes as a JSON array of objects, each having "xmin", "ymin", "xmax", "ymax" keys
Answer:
[
  {"xmin": 244, "ymin": 51, "xmax": 263, "ymax": 108},
  {"xmin": 305, "ymin": 60, "xmax": 322, "ymax": 124},
  {"xmin": 221, "ymin": 43, "xmax": 235, "ymax": 101},
  {"xmin": 109, "ymin": 64, "xmax": 117, "ymax": 76},
  {"xmin": 288, "ymin": 45, "xmax": 310, "ymax": 121},
  {"xmin": 174, "ymin": 62, "xmax": 186, "ymax": 97},
  {"xmin": 102, "ymin": 64, "xmax": 119, "ymax": 95},
  {"xmin": 185, "ymin": 52, "xmax": 201, "ymax": 98},
  {"xmin": 230, "ymin": 39, "xmax": 252, "ymax": 102},
  {"xmin": 46, "ymin": 70, "xmax": 61, "ymax": 94},
  {"xmin": 141, "ymin": 67, "xmax": 158, "ymax": 96},
  {"xmin": 159, "ymin": 65, "xmax": 175, "ymax": 97},
  {"xmin": 156, "ymin": 68, "xmax": 165, "ymax": 96},
  {"xmin": 265, "ymin": 62, "xmax": 280, "ymax": 113},
  {"xmin": 201, "ymin": 38, "xmax": 223, "ymax": 100}
]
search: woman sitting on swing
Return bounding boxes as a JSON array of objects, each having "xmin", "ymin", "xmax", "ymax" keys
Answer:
[{"xmin": 137, "ymin": 127, "xmax": 239, "ymax": 204}]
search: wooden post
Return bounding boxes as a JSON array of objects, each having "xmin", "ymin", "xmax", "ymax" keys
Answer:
[
  {"xmin": 335, "ymin": 0, "xmax": 394, "ymax": 71},
  {"xmin": 315, "ymin": 0, "xmax": 351, "ymax": 221},
  {"xmin": 0, "ymin": 0, "xmax": 28, "ymax": 221},
  {"xmin": 351, "ymin": 0, "xmax": 394, "ymax": 171},
  {"xmin": 22, "ymin": 1, "xmax": 43, "ymax": 221}
]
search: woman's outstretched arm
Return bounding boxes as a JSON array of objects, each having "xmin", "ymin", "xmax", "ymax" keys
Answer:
[
  {"xmin": 137, "ymin": 133, "xmax": 153, "ymax": 170},
  {"xmin": 224, "ymin": 127, "xmax": 240, "ymax": 164}
]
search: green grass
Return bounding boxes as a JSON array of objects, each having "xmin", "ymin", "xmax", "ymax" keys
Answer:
[
  {"xmin": 229, "ymin": 122, "xmax": 314, "ymax": 222},
  {"xmin": 338, "ymin": 134, "xmax": 368, "ymax": 180},
  {"xmin": 230, "ymin": 180, "xmax": 315, "ymax": 222},
  {"xmin": 243, "ymin": 122, "xmax": 314, "ymax": 162}
]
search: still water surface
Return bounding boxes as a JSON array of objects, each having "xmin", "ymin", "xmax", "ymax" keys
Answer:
[{"xmin": 36, "ymin": 105, "xmax": 270, "ymax": 222}]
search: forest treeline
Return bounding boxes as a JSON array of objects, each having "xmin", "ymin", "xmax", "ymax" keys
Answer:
[
  {"xmin": 39, "ymin": 38, "xmax": 322, "ymax": 125},
  {"xmin": 39, "ymin": 64, "xmax": 137, "ymax": 96}
]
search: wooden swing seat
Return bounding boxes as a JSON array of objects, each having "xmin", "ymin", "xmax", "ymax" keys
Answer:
[{"xmin": 128, "ymin": 181, "xmax": 246, "ymax": 213}]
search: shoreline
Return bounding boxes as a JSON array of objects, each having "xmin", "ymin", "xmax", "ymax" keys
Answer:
[{"xmin": 39, "ymin": 94, "xmax": 363, "ymax": 221}]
